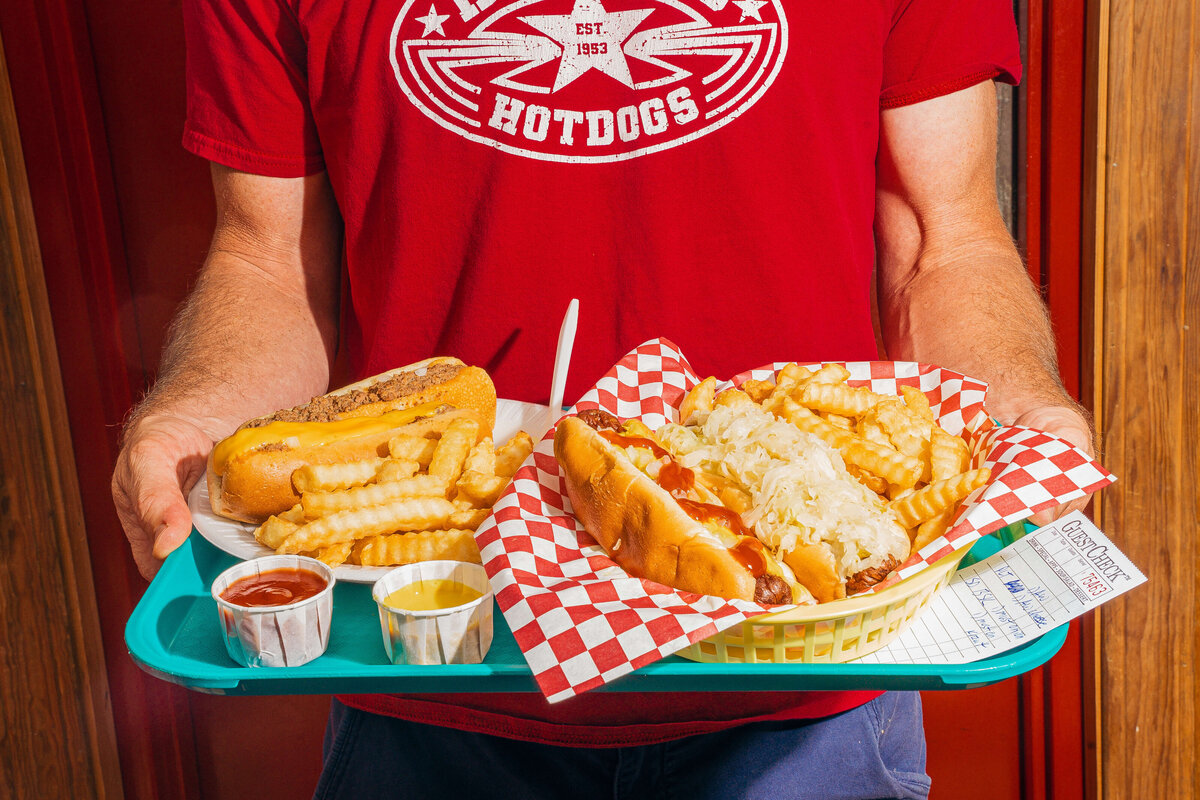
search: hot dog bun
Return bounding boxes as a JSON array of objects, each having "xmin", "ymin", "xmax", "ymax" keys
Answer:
[
  {"xmin": 554, "ymin": 414, "xmax": 799, "ymax": 605},
  {"xmin": 207, "ymin": 357, "xmax": 496, "ymax": 523}
]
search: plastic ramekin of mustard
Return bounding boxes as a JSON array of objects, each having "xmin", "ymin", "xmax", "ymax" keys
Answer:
[{"xmin": 371, "ymin": 561, "xmax": 494, "ymax": 665}]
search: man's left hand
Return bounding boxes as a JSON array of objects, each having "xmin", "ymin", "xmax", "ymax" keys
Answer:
[{"xmin": 1007, "ymin": 402, "xmax": 1096, "ymax": 525}]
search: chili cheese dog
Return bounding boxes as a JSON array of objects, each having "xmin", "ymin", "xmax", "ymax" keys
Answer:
[
  {"xmin": 554, "ymin": 410, "xmax": 806, "ymax": 605},
  {"xmin": 207, "ymin": 357, "xmax": 496, "ymax": 523}
]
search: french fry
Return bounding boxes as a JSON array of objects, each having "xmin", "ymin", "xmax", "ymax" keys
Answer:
[
  {"xmin": 912, "ymin": 509, "xmax": 954, "ymax": 553},
  {"xmin": 388, "ymin": 434, "xmax": 438, "ymax": 466},
  {"xmin": 778, "ymin": 362, "xmax": 816, "ymax": 385},
  {"xmin": 857, "ymin": 418, "xmax": 894, "ymax": 448},
  {"xmin": 679, "ymin": 376, "xmax": 716, "ymax": 424},
  {"xmin": 463, "ymin": 437, "xmax": 496, "ymax": 475},
  {"xmin": 428, "ymin": 418, "xmax": 480, "ymax": 484},
  {"xmin": 796, "ymin": 380, "xmax": 880, "ymax": 418},
  {"xmin": 910, "ymin": 429, "xmax": 976, "ymax": 551},
  {"xmin": 456, "ymin": 439, "xmax": 505, "ymax": 504},
  {"xmin": 861, "ymin": 397, "xmax": 933, "ymax": 482},
  {"xmin": 292, "ymin": 457, "xmax": 388, "ymax": 493},
  {"xmin": 301, "ymin": 474, "xmax": 450, "ymax": 518},
  {"xmin": 777, "ymin": 396, "xmax": 832, "ymax": 436},
  {"xmin": 494, "ymin": 431, "xmax": 534, "ymax": 478},
  {"xmin": 800, "ymin": 363, "xmax": 851, "ymax": 386},
  {"xmin": 457, "ymin": 470, "xmax": 507, "ymax": 507},
  {"xmin": 448, "ymin": 505, "xmax": 491, "ymax": 530},
  {"xmin": 353, "ymin": 528, "xmax": 481, "ymax": 566},
  {"xmin": 840, "ymin": 440, "xmax": 923, "ymax": 490},
  {"xmin": 255, "ymin": 513, "xmax": 300, "ymax": 550},
  {"xmin": 901, "ymin": 385, "xmax": 935, "ymax": 422},
  {"xmin": 279, "ymin": 496, "xmax": 456, "ymax": 553},
  {"xmin": 376, "ymin": 457, "xmax": 421, "ymax": 483},
  {"xmin": 740, "ymin": 378, "xmax": 775, "ymax": 404},
  {"xmin": 929, "ymin": 426, "xmax": 971, "ymax": 480},
  {"xmin": 889, "ymin": 468, "xmax": 990, "ymax": 529},
  {"xmin": 762, "ymin": 364, "xmax": 807, "ymax": 413},
  {"xmin": 863, "ymin": 397, "xmax": 930, "ymax": 458},
  {"xmin": 823, "ymin": 413, "xmax": 855, "ymax": 431},
  {"xmin": 847, "ymin": 465, "xmax": 888, "ymax": 495},
  {"xmin": 714, "ymin": 388, "xmax": 753, "ymax": 409},
  {"xmin": 311, "ymin": 541, "xmax": 353, "ymax": 567},
  {"xmin": 278, "ymin": 503, "xmax": 306, "ymax": 524}
]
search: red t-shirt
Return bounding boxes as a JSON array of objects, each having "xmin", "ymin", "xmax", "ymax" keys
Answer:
[{"xmin": 182, "ymin": 0, "xmax": 1019, "ymax": 746}]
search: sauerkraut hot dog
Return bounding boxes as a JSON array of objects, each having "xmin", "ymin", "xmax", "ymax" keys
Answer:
[
  {"xmin": 554, "ymin": 410, "xmax": 807, "ymax": 605},
  {"xmin": 207, "ymin": 357, "xmax": 496, "ymax": 523},
  {"xmin": 556, "ymin": 386, "xmax": 921, "ymax": 605}
]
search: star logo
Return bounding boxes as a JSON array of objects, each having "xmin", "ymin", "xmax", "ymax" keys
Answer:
[
  {"xmin": 520, "ymin": 0, "xmax": 654, "ymax": 91},
  {"xmin": 414, "ymin": 3, "xmax": 451, "ymax": 36},
  {"xmin": 732, "ymin": 0, "xmax": 766, "ymax": 22},
  {"xmin": 391, "ymin": 0, "xmax": 789, "ymax": 163}
]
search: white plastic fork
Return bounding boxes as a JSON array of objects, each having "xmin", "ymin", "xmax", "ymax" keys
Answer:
[{"xmin": 535, "ymin": 298, "xmax": 579, "ymax": 440}]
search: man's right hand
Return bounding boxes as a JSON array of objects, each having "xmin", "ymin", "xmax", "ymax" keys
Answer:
[
  {"xmin": 112, "ymin": 414, "xmax": 216, "ymax": 580},
  {"xmin": 110, "ymin": 166, "xmax": 342, "ymax": 580}
]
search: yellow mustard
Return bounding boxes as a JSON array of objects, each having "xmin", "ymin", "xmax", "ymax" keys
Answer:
[{"xmin": 384, "ymin": 579, "xmax": 483, "ymax": 612}]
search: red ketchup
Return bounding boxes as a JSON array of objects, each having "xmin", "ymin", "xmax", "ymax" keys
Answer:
[
  {"xmin": 598, "ymin": 429, "xmax": 670, "ymax": 460},
  {"xmin": 675, "ymin": 498, "xmax": 768, "ymax": 577},
  {"xmin": 656, "ymin": 459, "xmax": 695, "ymax": 497},
  {"xmin": 221, "ymin": 568, "xmax": 328, "ymax": 607}
]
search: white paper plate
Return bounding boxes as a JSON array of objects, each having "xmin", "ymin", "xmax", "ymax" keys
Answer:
[{"xmin": 189, "ymin": 398, "xmax": 552, "ymax": 583}]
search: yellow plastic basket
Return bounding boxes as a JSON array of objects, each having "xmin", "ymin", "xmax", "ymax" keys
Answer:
[{"xmin": 676, "ymin": 549, "xmax": 967, "ymax": 664}]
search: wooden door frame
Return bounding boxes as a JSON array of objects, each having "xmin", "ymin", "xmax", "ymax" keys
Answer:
[{"xmin": 1086, "ymin": 0, "xmax": 1198, "ymax": 796}]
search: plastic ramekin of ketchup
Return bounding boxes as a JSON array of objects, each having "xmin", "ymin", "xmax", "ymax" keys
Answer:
[
  {"xmin": 211, "ymin": 555, "xmax": 336, "ymax": 668},
  {"xmin": 371, "ymin": 560, "xmax": 494, "ymax": 665}
]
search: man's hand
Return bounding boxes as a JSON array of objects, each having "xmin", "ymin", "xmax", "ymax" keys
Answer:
[
  {"xmin": 875, "ymin": 81, "xmax": 1099, "ymax": 523},
  {"xmin": 111, "ymin": 166, "xmax": 343, "ymax": 580},
  {"xmin": 112, "ymin": 415, "xmax": 215, "ymax": 579},
  {"xmin": 1007, "ymin": 402, "xmax": 1096, "ymax": 525}
]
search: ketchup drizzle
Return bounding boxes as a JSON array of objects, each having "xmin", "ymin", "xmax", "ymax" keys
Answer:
[
  {"xmin": 598, "ymin": 429, "xmax": 670, "ymax": 460},
  {"xmin": 595, "ymin": 418, "xmax": 766, "ymax": 578}
]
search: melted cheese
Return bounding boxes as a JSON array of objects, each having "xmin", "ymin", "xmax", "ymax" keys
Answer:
[{"xmin": 212, "ymin": 403, "xmax": 442, "ymax": 476}]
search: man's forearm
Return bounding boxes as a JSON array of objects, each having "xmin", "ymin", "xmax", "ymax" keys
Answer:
[
  {"xmin": 877, "ymin": 227, "xmax": 1079, "ymax": 425},
  {"xmin": 126, "ymin": 167, "xmax": 343, "ymax": 442},
  {"xmin": 129, "ymin": 252, "xmax": 336, "ymax": 441},
  {"xmin": 873, "ymin": 82, "xmax": 1087, "ymax": 432}
]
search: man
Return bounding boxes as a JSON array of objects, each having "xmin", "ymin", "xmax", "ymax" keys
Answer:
[{"xmin": 112, "ymin": 0, "xmax": 1093, "ymax": 796}]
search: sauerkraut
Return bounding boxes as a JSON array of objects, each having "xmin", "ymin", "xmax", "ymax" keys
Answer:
[{"xmin": 657, "ymin": 402, "xmax": 909, "ymax": 580}]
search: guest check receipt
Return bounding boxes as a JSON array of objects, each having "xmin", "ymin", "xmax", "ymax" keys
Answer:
[{"xmin": 862, "ymin": 511, "xmax": 1146, "ymax": 664}]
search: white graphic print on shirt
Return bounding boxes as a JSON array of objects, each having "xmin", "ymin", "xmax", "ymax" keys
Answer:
[{"xmin": 389, "ymin": 0, "xmax": 787, "ymax": 162}]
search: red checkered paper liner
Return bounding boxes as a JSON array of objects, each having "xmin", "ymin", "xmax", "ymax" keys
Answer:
[{"xmin": 473, "ymin": 339, "xmax": 1115, "ymax": 702}]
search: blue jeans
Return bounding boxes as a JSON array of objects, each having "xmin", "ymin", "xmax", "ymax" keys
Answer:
[{"xmin": 314, "ymin": 692, "xmax": 930, "ymax": 799}]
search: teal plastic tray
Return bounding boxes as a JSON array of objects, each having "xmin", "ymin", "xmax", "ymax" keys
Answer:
[{"xmin": 126, "ymin": 526, "xmax": 1066, "ymax": 695}]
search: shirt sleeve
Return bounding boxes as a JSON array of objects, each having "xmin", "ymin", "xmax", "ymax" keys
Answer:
[
  {"xmin": 880, "ymin": 0, "xmax": 1022, "ymax": 109},
  {"xmin": 182, "ymin": 0, "xmax": 324, "ymax": 177}
]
